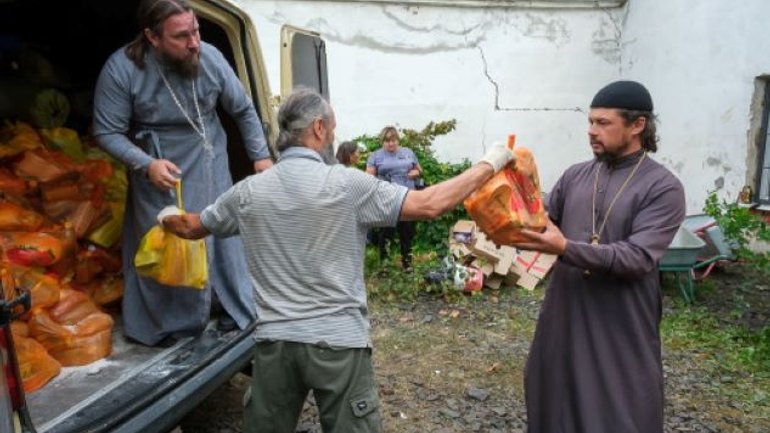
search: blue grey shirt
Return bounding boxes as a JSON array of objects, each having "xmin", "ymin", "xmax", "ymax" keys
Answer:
[{"xmin": 366, "ymin": 147, "xmax": 419, "ymax": 189}]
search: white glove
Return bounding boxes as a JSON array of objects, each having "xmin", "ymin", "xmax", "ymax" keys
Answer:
[
  {"xmin": 478, "ymin": 142, "xmax": 516, "ymax": 173},
  {"xmin": 157, "ymin": 205, "xmax": 184, "ymax": 226}
]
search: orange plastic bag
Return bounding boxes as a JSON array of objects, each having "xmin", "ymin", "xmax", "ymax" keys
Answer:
[
  {"xmin": 9, "ymin": 266, "xmax": 62, "ymax": 310},
  {"xmin": 28, "ymin": 309, "xmax": 113, "ymax": 366},
  {"xmin": 12, "ymin": 334, "xmax": 61, "ymax": 393},
  {"xmin": 0, "ymin": 202, "xmax": 47, "ymax": 231},
  {"xmin": 0, "ymin": 121, "xmax": 43, "ymax": 158},
  {"xmin": 0, "ymin": 168, "xmax": 28, "ymax": 197},
  {"xmin": 48, "ymin": 289, "xmax": 101, "ymax": 325},
  {"xmin": 4, "ymin": 232, "xmax": 65, "ymax": 267},
  {"xmin": 86, "ymin": 276, "xmax": 123, "ymax": 306},
  {"xmin": 464, "ymin": 135, "xmax": 547, "ymax": 245},
  {"xmin": 134, "ymin": 181, "xmax": 208, "ymax": 289}
]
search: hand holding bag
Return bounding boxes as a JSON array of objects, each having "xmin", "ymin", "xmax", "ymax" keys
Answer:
[{"xmin": 134, "ymin": 181, "xmax": 208, "ymax": 289}]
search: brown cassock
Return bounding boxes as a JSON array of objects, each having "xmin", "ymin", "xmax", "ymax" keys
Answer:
[{"xmin": 525, "ymin": 150, "xmax": 686, "ymax": 433}]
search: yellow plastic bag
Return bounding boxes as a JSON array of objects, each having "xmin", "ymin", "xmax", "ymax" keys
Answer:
[{"xmin": 133, "ymin": 182, "xmax": 208, "ymax": 289}]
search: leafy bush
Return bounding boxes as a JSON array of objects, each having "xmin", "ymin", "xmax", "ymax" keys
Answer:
[
  {"xmin": 353, "ymin": 120, "xmax": 472, "ymax": 254},
  {"xmin": 703, "ymin": 191, "xmax": 770, "ymax": 264}
]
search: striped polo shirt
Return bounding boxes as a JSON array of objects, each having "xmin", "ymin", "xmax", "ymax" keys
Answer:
[{"xmin": 200, "ymin": 146, "xmax": 408, "ymax": 348}]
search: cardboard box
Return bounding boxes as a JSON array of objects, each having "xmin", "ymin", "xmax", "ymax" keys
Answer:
[
  {"xmin": 478, "ymin": 261, "xmax": 495, "ymax": 277},
  {"xmin": 470, "ymin": 231, "xmax": 507, "ymax": 262},
  {"xmin": 512, "ymin": 251, "xmax": 557, "ymax": 279},
  {"xmin": 451, "ymin": 220, "xmax": 476, "ymax": 244},
  {"xmin": 528, "ymin": 253, "xmax": 557, "ymax": 279},
  {"xmin": 515, "ymin": 272, "xmax": 541, "ymax": 291},
  {"xmin": 493, "ymin": 246, "xmax": 516, "ymax": 275},
  {"xmin": 449, "ymin": 241, "xmax": 472, "ymax": 260}
]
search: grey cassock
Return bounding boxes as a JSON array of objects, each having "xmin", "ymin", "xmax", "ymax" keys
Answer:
[
  {"xmin": 93, "ymin": 42, "xmax": 269, "ymax": 345},
  {"xmin": 525, "ymin": 150, "xmax": 686, "ymax": 433}
]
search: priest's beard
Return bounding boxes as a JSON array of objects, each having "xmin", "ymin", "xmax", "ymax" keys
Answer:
[
  {"xmin": 592, "ymin": 140, "xmax": 632, "ymax": 164},
  {"xmin": 595, "ymin": 152, "xmax": 617, "ymax": 164},
  {"xmin": 163, "ymin": 52, "xmax": 200, "ymax": 78}
]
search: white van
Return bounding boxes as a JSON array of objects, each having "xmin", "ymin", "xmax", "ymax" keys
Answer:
[{"xmin": 0, "ymin": 0, "xmax": 327, "ymax": 432}]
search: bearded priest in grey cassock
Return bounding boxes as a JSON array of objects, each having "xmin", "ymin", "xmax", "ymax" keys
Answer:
[
  {"xmin": 93, "ymin": 0, "xmax": 273, "ymax": 346},
  {"xmin": 512, "ymin": 80, "xmax": 686, "ymax": 433}
]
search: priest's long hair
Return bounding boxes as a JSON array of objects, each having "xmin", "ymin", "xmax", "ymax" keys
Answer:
[
  {"xmin": 619, "ymin": 110, "xmax": 658, "ymax": 153},
  {"xmin": 125, "ymin": 0, "xmax": 193, "ymax": 69}
]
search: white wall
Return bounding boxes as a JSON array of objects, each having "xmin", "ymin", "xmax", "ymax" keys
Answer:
[
  {"xmin": 234, "ymin": 0, "xmax": 621, "ymax": 190},
  {"xmin": 622, "ymin": 0, "xmax": 770, "ymax": 212},
  {"xmin": 235, "ymin": 0, "xmax": 770, "ymax": 213}
]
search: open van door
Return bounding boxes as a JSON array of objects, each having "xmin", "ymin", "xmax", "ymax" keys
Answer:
[{"xmin": 280, "ymin": 25, "xmax": 329, "ymax": 100}]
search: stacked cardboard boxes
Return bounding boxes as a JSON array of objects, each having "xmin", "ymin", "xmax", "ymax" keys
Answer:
[{"xmin": 449, "ymin": 220, "xmax": 557, "ymax": 290}]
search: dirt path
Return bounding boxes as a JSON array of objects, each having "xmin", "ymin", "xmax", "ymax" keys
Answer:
[{"xmin": 179, "ymin": 262, "xmax": 769, "ymax": 433}]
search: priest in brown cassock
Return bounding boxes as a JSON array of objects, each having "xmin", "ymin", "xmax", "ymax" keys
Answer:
[{"xmin": 512, "ymin": 80, "xmax": 686, "ymax": 433}]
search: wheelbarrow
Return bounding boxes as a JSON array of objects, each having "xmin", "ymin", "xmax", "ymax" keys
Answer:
[{"xmin": 659, "ymin": 216, "xmax": 734, "ymax": 303}]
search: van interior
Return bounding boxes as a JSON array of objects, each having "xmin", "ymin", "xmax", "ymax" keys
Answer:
[
  {"xmin": 0, "ymin": 0, "xmax": 259, "ymax": 181},
  {"xmin": 0, "ymin": 0, "xmax": 262, "ymax": 430}
]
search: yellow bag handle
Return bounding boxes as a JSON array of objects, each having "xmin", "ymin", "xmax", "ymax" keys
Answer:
[{"xmin": 175, "ymin": 180, "xmax": 183, "ymax": 210}]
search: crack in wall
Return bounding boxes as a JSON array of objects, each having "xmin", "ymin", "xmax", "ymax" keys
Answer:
[
  {"xmin": 591, "ymin": 6, "xmax": 623, "ymax": 68},
  {"xmin": 477, "ymin": 45, "xmax": 584, "ymax": 113}
]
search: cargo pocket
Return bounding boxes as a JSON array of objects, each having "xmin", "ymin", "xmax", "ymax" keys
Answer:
[{"xmin": 349, "ymin": 390, "xmax": 382, "ymax": 432}]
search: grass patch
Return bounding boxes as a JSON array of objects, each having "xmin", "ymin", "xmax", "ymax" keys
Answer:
[{"xmin": 661, "ymin": 301, "xmax": 770, "ymax": 425}]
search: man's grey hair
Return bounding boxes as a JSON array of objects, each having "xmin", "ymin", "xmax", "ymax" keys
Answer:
[{"xmin": 276, "ymin": 87, "xmax": 333, "ymax": 152}]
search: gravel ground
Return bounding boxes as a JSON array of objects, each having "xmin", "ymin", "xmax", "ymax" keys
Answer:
[{"xmin": 177, "ymin": 262, "xmax": 769, "ymax": 433}]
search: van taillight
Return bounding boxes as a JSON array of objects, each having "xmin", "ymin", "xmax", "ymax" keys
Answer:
[{"xmin": 0, "ymin": 329, "xmax": 23, "ymax": 410}]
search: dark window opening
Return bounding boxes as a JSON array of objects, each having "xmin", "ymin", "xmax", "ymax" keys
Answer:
[{"xmin": 290, "ymin": 33, "xmax": 329, "ymax": 100}]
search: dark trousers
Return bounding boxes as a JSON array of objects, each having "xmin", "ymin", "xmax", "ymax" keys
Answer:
[
  {"xmin": 244, "ymin": 342, "xmax": 382, "ymax": 433},
  {"xmin": 376, "ymin": 221, "xmax": 415, "ymax": 267}
]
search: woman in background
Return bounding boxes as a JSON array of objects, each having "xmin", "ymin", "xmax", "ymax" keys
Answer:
[
  {"xmin": 366, "ymin": 126, "xmax": 422, "ymax": 271},
  {"xmin": 335, "ymin": 141, "xmax": 361, "ymax": 167}
]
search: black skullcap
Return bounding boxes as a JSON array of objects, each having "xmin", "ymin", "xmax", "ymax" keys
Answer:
[{"xmin": 590, "ymin": 80, "xmax": 653, "ymax": 112}]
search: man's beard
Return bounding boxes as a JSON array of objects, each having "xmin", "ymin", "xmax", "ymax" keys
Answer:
[
  {"xmin": 162, "ymin": 52, "xmax": 200, "ymax": 78},
  {"xmin": 592, "ymin": 140, "xmax": 630, "ymax": 164},
  {"xmin": 594, "ymin": 151, "xmax": 616, "ymax": 163},
  {"xmin": 319, "ymin": 141, "xmax": 336, "ymax": 165}
]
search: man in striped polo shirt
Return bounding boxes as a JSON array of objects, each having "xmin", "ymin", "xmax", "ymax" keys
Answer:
[{"xmin": 161, "ymin": 87, "xmax": 514, "ymax": 433}]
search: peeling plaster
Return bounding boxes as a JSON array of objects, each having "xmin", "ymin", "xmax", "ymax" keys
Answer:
[
  {"xmin": 273, "ymin": 5, "xmax": 577, "ymax": 56},
  {"xmin": 705, "ymin": 156, "xmax": 721, "ymax": 167},
  {"xmin": 714, "ymin": 176, "xmax": 725, "ymax": 189},
  {"xmin": 300, "ymin": 13, "xmax": 487, "ymax": 54},
  {"xmin": 591, "ymin": 9, "xmax": 622, "ymax": 65},
  {"xmin": 516, "ymin": 13, "xmax": 570, "ymax": 46},
  {"xmin": 381, "ymin": 6, "xmax": 482, "ymax": 36}
]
